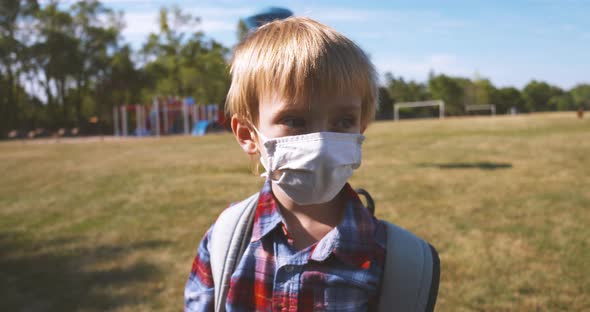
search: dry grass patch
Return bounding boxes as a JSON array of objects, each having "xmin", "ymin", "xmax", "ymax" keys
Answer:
[{"xmin": 1, "ymin": 112, "xmax": 588, "ymax": 311}]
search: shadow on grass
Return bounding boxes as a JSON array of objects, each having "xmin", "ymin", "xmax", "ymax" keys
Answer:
[
  {"xmin": 417, "ymin": 162, "xmax": 513, "ymax": 170},
  {"xmin": 0, "ymin": 232, "xmax": 169, "ymax": 311}
]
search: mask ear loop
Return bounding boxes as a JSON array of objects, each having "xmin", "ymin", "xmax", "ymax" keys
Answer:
[{"xmin": 246, "ymin": 122, "xmax": 271, "ymax": 178}]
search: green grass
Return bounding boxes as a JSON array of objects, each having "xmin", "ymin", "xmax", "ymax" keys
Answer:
[{"xmin": 1, "ymin": 112, "xmax": 589, "ymax": 311}]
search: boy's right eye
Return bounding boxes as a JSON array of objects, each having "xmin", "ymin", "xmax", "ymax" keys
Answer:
[{"xmin": 280, "ymin": 117, "xmax": 306, "ymax": 129}]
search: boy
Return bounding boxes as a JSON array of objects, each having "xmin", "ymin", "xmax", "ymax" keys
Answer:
[{"xmin": 185, "ymin": 17, "xmax": 437, "ymax": 311}]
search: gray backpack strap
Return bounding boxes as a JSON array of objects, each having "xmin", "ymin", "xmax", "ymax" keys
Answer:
[
  {"xmin": 379, "ymin": 221, "xmax": 440, "ymax": 312},
  {"xmin": 210, "ymin": 193, "xmax": 260, "ymax": 312}
]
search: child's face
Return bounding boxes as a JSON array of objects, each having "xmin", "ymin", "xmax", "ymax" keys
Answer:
[{"xmin": 255, "ymin": 94, "xmax": 363, "ymax": 139}]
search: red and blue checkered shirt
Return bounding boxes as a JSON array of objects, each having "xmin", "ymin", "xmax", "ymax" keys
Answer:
[{"xmin": 185, "ymin": 180, "xmax": 387, "ymax": 311}]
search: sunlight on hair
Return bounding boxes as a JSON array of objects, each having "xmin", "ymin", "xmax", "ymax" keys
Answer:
[{"xmin": 226, "ymin": 17, "xmax": 378, "ymax": 127}]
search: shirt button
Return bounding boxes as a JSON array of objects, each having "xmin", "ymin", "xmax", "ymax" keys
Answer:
[{"xmin": 284, "ymin": 266, "xmax": 294, "ymax": 272}]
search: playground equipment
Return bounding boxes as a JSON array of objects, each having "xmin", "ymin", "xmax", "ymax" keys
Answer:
[{"xmin": 113, "ymin": 96, "xmax": 224, "ymax": 137}]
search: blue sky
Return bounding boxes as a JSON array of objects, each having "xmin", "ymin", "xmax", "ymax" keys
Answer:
[{"xmin": 97, "ymin": 0, "xmax": 589, "ymax": 89}]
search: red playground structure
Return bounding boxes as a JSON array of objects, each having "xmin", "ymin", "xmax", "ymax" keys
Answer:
[{"xmin": 113, "ymin": 96, "xmax": 225, "ymax": 137}]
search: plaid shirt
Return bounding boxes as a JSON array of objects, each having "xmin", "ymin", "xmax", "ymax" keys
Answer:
[{"xmin": 185, "ymin": 180, "xmax": 387, "ymax": 311}]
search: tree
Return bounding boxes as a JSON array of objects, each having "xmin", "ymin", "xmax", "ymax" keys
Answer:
[
  {"xmin": 570, "ymin": 84, "xmax": 590, "ymax": 109},
  {"xmin": 548, "ymin": 94, "xmax": 575, "ymax": 111},
  {"xmin": 383, "ymin": 73, "xmax": 434, "ymax": 118},
  {"xmin": 384, "ymin": 72, "xmax": 429, "ymax": 102},
  {"xmin": 522, "ymin": 80, "xmax": 563, "ymax": 112},
  {"xmin": 69, "ymin": 0, "xmax": 121, "ymax": 126},
  {"xmin": 139, "ymin": 6, "xmax": 229, "ymax": 106},
  {"xmin": 31, "ymin": 2, "xmax": 79, "ymax": 126},
  {"xmin": 84, "ymin": 44, "xmax": 142, "ymax": 134},
  {"xmin": 376, "ymin": 87, "xmax": 393, "ymax": 120},
  {"xmin": 428, "ymin": 74, "xmax": 464, "ymax": 115},
  {"xmin": 468, "ymin": 77, "xmax": 497, "ymax": 106},
  {"xmin": 496, "ymin": 87, "xmax": 525, "ymax": 114},
  {"xmin": 0, "ymin": 0, "xmax": 39, "ymax": 134},
  {"xmin": 141, "ymin": 6, "xmax": 201, "ymax": 97},
  {"xmin": 237, "ymin": 19, "xmax": 249, "ymax": 42}
]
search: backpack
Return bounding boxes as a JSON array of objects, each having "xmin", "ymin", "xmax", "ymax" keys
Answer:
[{"xmin": 209, "ymin": 192, "xmax": 440, "ymax": 312}]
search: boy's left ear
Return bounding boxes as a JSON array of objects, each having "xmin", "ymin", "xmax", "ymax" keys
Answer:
[{"xmin": 231, "ymin": 114, "xmax": 259, "ymax": 155}]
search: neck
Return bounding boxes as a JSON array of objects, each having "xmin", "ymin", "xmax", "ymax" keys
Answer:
[{"xmin": 272, "ymin": 184, "xmax": 346, "ymax": 250}]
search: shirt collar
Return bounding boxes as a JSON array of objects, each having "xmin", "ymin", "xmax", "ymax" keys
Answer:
[
  {"xmin": 249, "ymin": 180, "xmax": 380, "ymax": 269},
  {"xmin": 250, "ymin": 179, "xmax": 283, "ymax": 242},
  {"xmin": 310, "ymin": 184, "xmax": 379, "ymax": 269}
]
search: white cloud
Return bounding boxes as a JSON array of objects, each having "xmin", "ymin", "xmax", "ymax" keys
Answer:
[
  {"xmin": 121, "ymin": 6, "xmax": 253, "ymax": 47},
  {"xmin": 99, "ymin": 0, "xmax": 154, "ymax": 3},
  {"xmin": 200, "ymin": 20, "xmax": 236, "ymax": 32},
  {"xmin": 39, "ymin": 0, "xmax": 153, "ymax": 6},
  {"xmin": 298, "ymin": 7, "xmax": 467, "ymax": 41},
  {"xmin": 122, "ymin": 13, "xmax": 229, "ymax": 39},
  {"xmin": 185, "ymin": 7, "xmax": 253, "ymax": 17},
  {"xmin": 374, "ymin": 53, "xmax": 472, "ymax": 82},
  {"xmin": 302, "ymin": 7, "xmax": 466, "ymax": 31},
  {"xmin": 122, "ymin": 12, "xmax": 159, "ymax": 37}
]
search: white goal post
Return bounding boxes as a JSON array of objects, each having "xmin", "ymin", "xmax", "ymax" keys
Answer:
[
  {"xmin": 465, "ymin": 104, "xmax": 496, "ymax": 116},
  {"xmin": 394, "ymin": 100, "xmax": 445, "ymax": 121}
]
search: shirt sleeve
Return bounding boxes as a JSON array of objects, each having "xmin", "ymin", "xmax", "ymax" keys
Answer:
[{"xmin": 184, "ymin": 224, "xmax": 215, "ymax": 312}]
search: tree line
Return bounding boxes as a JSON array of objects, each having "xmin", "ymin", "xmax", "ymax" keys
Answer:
[
  {"xmin": 1, "ymin": 1, "xmax": 589, "ymax": 138},
  {"xmin": 378, "ymin": 72, "xmax": 590, "ymax": 120}
]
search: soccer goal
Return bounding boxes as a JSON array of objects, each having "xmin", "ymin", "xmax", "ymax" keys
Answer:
[
  {"xmin": 465, "ymin": 104, "xmax": 496, "ymax": 116},
  {"xmin": 393, "ymin": 100, "xmax": 445, "ymax": 121}
]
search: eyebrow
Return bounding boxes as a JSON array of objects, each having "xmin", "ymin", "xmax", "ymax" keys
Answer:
[
  {"xmin": 269, "ymin": 97, "xmax": 362, "ymax": 118},
  {"xmin": 270, "ymin": 107, "xmax": 309, "ymax": 121},
  {"xmin": 270, "ymin": 100, "xmax": 310, "ymax": 116}
]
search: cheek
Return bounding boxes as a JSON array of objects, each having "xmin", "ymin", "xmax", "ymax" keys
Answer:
[
  {"xmin": 257, "ymin": 98, "xmax": 281, "ymax": 135},
  {"xmin": 256, "ymin": 111, "xmax": 279, "ymax": 138}
]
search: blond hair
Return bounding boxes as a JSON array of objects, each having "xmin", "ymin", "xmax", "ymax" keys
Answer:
[{"xmin": 226, "ymin": 17, "xmax": 378, "ymax": 127}]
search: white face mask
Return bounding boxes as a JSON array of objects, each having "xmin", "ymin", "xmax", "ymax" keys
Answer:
[{"xmin": 253, "ymin": 128, "xmax": 365, "ymax": 205}]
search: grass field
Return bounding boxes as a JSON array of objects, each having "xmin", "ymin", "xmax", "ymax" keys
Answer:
[{"xmin": 1, "ymin": 112, "xmax": 589, "ymax": 311}]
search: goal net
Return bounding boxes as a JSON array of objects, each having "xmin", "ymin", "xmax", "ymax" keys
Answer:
[
  {"xmin": 465, "ymin": 104, "xmax": 496, "ymax": 116},
  {"xmin": 394, "ymin": 100, "xmax": 445, "ymax": 121}
]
